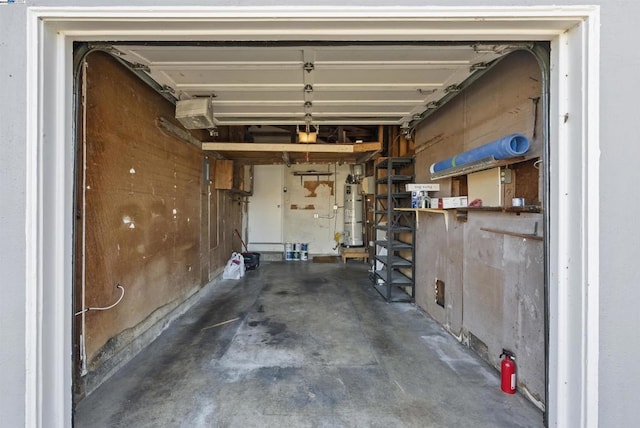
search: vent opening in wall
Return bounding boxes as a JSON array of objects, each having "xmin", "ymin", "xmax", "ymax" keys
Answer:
[{"xmin": 435, "ymin": 279, "xmax": 445, "ymax": 307}]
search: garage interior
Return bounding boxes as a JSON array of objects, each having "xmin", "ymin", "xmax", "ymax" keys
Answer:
[{"xmin": 73, "ymin": 41, "xmax": 546, "ymax": 425}]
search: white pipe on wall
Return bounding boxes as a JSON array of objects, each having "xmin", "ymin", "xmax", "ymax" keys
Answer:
[{"xmin": 80, "ymin": 60, "xmax": 88, "ymax": 376}]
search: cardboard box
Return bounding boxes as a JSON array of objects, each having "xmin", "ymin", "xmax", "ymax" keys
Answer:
[
  {"xmin": 431, "ymin": 196, "xmax": 468, "ymax": 209},
  {"xmin": 406, "ymin": 183, "xmax": 440, "ymax": 192}
]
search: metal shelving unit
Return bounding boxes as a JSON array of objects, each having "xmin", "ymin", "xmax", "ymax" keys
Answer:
[{"xmin": 371, "ymin": 157, "xmax": 415, "ymax": 302}]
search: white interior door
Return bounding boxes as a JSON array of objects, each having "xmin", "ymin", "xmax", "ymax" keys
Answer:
[{"xmin": 248, "ymin": 165, "xmax": 283, "ymax": 251}]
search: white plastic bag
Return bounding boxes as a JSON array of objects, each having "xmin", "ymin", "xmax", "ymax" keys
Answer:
[
  {"xmin": 237, "ymin": 253, "xmax": 246, "ymax": 278},
  {"xmin": 222, "ymin": 252, "xmax": 246, "ymax": 280}
]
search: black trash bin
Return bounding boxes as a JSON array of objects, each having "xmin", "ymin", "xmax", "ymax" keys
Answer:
[{"xmin": 242, "ymin": 252, "xmax": 260, "ymax": 270}]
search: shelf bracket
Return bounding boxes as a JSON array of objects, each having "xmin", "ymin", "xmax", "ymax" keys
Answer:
[
  {"xmin": 292, "ymin": 170, "xmax": 333, "ymax": 186},
  {"xmin": 480, "ymin": 226, "xmax": 543, "ymax": 241},
  {"xmin": 395, "ymin": 208, "xmax": 449, "ymax": 231}
]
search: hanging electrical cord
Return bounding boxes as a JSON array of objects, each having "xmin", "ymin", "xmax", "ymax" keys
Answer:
[
  {"xmin": 318, "ymin": 162, "xmax": 341, "ymax": 220},
  {"xmin": 75, "ymin": 284, "xmax": 125, "ymax": 316}
]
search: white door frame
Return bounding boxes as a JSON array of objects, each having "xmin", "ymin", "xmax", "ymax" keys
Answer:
[{"xmin": 25, "ymin": 6, "xmax": 600, "ymax": 427}]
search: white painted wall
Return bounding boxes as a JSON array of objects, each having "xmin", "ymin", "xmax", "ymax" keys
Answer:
[
  {"xmin": 283, "ymin": 163, "xmax": 351, "ymax": 255},
  {"xmin": 0, "ymin": 7, "xmax": 27, "ymax": 428},
  {"xmin": 1, "ymin": 2, "xmax": 638, "ymax": 426},
  {"xmin": 596, "ymin": 5, "xmax": 640, "ymax": 424},
  {"xmin": 247, "ymin": 162, "xmax": 352, "ymax": 255}
]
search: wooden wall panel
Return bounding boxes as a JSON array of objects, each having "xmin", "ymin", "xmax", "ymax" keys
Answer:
[
  {"xmin": 412, "ymin": 51, "xmax": 545, "ymax": 405},
  {"xmin": 81, "ymin": 52, "xmax": 239, "ymax": 375},
  {"xmin": 83, "ymin": 51, "xmax": 202, "ymax": 366},
  {"xmin": 414, "ymin": 212, "xmax": 464, "ymax": 334},
  {"xmin": 214, "ymin": 159, "xmax": 234, "ymax": 190},
  {"xmin": 209, "ymin": 190, "xmax": 244, "ymax": 273},
  {"xmin": 463, "ymin": 212, "xmax": 545, "ymax": 403},
  {"xmin": 414, "ymin": 50, "xmax": 543, "ymax": 193}
]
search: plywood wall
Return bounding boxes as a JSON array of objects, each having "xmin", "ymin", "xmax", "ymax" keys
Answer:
[
  {"xmin": 463, "ymin": 212, "xmax": 545, "ymax": 402},
  {"xmin": 412, "ymin": 51, "xmax": 545, "ymax": 406},
  {"xmin": 79, "ymin": 52, "xmax": 241, "ymax": 383},
  {"xmin": 415, "ymin": 50, "xmax": 542, "ymax": 199}
]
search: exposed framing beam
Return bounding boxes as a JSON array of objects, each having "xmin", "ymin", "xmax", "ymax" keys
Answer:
[
  {"xmin": 356, "ymin": 149, "xmax": 381, "ymax": 164},
  {"xmin": 202, "ymin": 141, "xmax": 381, "ymax": 154},
  {"xmin": 204, "ymin": 125, "xmax": 383, "ymax": 157},
  {"xmin": 156, "ymin": 117, "xmax": 227, "ymax": 159}
]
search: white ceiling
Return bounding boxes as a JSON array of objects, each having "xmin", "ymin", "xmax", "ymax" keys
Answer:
[{"xmin": 111, "ymin": 44, "xmax": 508, "ymax": 127}]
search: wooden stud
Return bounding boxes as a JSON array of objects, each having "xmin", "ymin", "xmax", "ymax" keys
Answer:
[{"xmin": 214, "ymin": 159, "xmax": 234, "ymax": 190}]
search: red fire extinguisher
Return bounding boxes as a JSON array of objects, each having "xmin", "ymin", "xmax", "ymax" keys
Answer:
[{"xmin": 499, "ymin": 349, "xmax": 516, "ymax": 394}]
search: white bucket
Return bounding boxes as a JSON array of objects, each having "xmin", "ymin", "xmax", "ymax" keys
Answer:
[{"xmin": 284, "ymin": 243, "xmax": 293, "ymax": 261}]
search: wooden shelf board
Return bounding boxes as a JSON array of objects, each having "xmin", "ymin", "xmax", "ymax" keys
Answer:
[
  {"xmin": 203, "ymin": 141, "xmax": 382, "ymax": 154},
  {"xmin": 395, "ymin": 208, "xmax": 449, "ymax": 231},
  {"xmin": 430, "ymin": 156, "xmax": 525, "ymax": 180}
]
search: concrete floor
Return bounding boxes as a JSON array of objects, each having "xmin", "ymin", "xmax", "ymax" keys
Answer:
[{"xmin": 75, "ymin": 262, "xmax": 544, "ymax": 427}]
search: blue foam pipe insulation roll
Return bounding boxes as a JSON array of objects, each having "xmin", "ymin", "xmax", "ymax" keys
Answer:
[{"xmin": 429, "ymin": 133, "xmax": 530, "ymax": 174}]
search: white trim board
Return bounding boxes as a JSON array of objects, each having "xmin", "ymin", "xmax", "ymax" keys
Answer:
[{"xmin": 25, "ymin": 6, "xmax": 600, "ymax": 427}]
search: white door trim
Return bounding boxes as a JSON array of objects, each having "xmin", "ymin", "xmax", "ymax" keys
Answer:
[{"xmin": 25, "ymin": 6, "xmax": 600, "ymax": 427}]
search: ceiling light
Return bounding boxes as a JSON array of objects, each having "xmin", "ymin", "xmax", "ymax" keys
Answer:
[
  {"xmin": 298, "ymin": 115, "xmax": 318, "ymax": 143},
  {"xmin": 298, "ymin": 130, "xmax": 318, "ymax": 143}
]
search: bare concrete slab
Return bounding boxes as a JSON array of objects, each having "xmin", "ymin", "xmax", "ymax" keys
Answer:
[{"xmin": 75, "ymin": 262, "xmax": 543, "ymax": 427}]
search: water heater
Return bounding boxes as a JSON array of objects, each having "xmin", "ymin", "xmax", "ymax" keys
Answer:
[{"xmin": 343, "ymin": 184, "xmax": 364, "ymax": 247}]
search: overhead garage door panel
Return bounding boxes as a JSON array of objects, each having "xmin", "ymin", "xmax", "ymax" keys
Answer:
[{"xmin": 112, "ymin": 43, "xmax": 506, "ymax": 126}]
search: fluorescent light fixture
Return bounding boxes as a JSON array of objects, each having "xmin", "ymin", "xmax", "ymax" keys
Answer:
[
  {"xmin": 297, "ymin": 123, "xmax": 318, "ymax": 143},
  {"xmin": 298, "ymin": 131, "xmax": 317, "ymax": 143}
]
